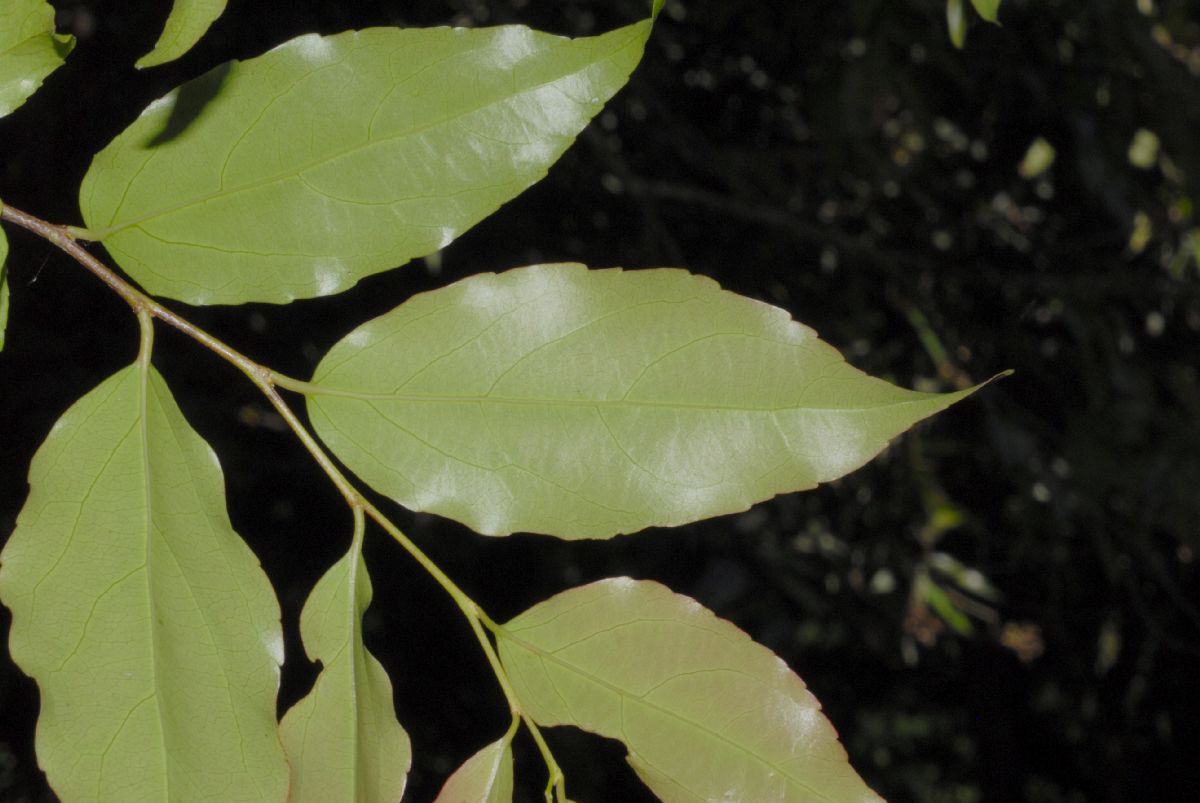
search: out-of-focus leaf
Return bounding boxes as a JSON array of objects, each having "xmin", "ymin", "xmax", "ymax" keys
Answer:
[
  {"xmin": 432, "ymin": 737, "xmax": 514, "ymax": 803},
  {"xmin": 970, "ymin": 0, "xmax": 1001, "ymax": 23},
  {"xmin": 279, "ymin": 531, "xmax": 411, "ymax": 803},
  {"xmin": 0, "ymin": 0, "xmax": 75, "ymax": 118},
  {"xmin": 1127, "ymin": 129, "xmax": 1160, "ymax": 169},
  {"xmin": 497, "ymin": 578, "xmax": 883, "ymax": 802},
  {"xmin": 307, "ymin": 264, "xmax": 992, "ymax": 539},
  {"xmin": 136, "ymin": 0, "xmax": 228, "ymax": 69},
  {"xmin": 81, "ymin": 14, "xmax": 657, "ymax": 304},
  {"xmin": 0, "ymin": 361, "xmax": 288, "ymax": 801},
  {"xmin": 1018, "ymin": 137, "xmax": 1056, "ymax": 179},
  {"xmin": 947, "ymin": 0, "xmax": 967, "ymax": 48}
]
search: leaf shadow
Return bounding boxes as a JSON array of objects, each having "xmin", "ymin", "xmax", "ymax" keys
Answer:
[{"xmin": 145, "ymin": 62, "xmax": 232, "ymax": 147}]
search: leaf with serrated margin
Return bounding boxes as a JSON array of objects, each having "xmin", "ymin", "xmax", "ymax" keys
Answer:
[
  {"xmin": 279, "ymin": 534, "xmax": 411, "ymax": 803},
  {"xmin": 307, "ymin": 264, "xmax": 994, "ymax": 539},
  {"xmin": 80, "ymin": 12, "xmax": 658, "ymax": 305},
  {"xmin": 136, "ymin": 0, "xmax": 229, "ymax": 69},
  {"xmin": 0, "ymin": 363, "xmax": 289, "ymax": 802},
  {"xmin": 433, "ymin": 736, "xmax": 514, "ymax": 803},
  {"xmin": 497, "ymin": 578, "xmax": 883, "ymax": 802},
  {"xmin": 0, "ymin": 0, "xmax": 74, "ymax": 118},
  {"xmin": 1, "ymin": 225, "xmax": 9, "ymax": 351}
]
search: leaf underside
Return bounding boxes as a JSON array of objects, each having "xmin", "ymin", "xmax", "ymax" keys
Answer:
[
  {"xmin": 0, "ymin": 0, "xmax": 75, "ymax": 118},
  {"xmin": 498, "ymin": 578, "xmax": 884, "ymax": 802},
  {"xmin": 0, "ymin": 364, "xmax": 289, "ymax": 801},
  {"xmin": 308, "ymin": 264, "xmax": 987, "ymax": 539},
  {"xmin": 432, "ymin": 737, "xmax": 514, "ymax": 803},
  {"xmin": 136, "ymin": 0, "xmax": 229, "ymax": 69},
  {"xmin": 279, "ymin": 544, "xmax": 411, "ymax": 802},
  {"xmin": 81, "ymin": 17, "xmax": 654, "ymax": 305}
]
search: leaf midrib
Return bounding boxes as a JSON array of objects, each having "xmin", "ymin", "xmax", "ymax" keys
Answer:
[{"xmin": 90, "ymin": 23, "xmax": 643, "ymax": 238}]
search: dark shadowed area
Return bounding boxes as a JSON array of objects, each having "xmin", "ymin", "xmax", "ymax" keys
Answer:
[{"xmin": 2, "ymin": 1, "xmax": 1198, "ymax": 801}]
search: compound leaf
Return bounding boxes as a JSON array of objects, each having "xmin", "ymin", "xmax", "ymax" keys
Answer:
[
  {"xmin": 81, "ymin": 15, "xmax": 657, "ymax": 304},
  {"xmin": 497, "ymin": 578, "xmax": 882, "ymax": 802},
  {"xmin": 136, "ymin": 0, "xmax": 229, "ymax": 69},
  {"xmin": 432, "ymin": 736, "xmax": 514, "ymax": 803},
  {"xmin": 0, "ymin": 362, "xmax": 289, "ymax": 802},
  {"xmin": 0, "ymin": 0, "xmax": 75, "ymax": 118},
  {"xmin": 307, "ymin": 264, "xmax": 990, "ymax": 539},
  {"xmin": 279, "ymin": 526, "xmax": 411, "ymax": 803}
]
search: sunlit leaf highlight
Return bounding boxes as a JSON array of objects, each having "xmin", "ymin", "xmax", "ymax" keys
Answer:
[
  {"xmin": 0, "ymin": 360, "xmax": 289, "ymax": 801},
  {"xmin": 432, "ymin": 736, "xmax": 514, "ymax": 803},
  {"xmin": 279, "ymin": 525, "xmax": 411, "ymax": 803},
  {"xmin": 136, "ymin": 0, "xmax": 229, "ymax": 69},
  {"xmin": 0, "ymin": 0, "xmax": 75, "ymax": 118},
  {"xmin": 497, "ymin": 578, "xmax": 883, "ymax": 802},
  {"xmin": 81, "ymin": 14, "xmax": 657, "ymax": 304},
  {"xmin": 946, "ymin": 0, "xmax": 967, "ymax": 49},
  {"xmin": 308, "ymin": 264, "xmax": 988, "ymax": 539}
]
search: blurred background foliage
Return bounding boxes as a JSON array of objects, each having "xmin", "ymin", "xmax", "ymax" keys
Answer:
[{"xmin": 2, "ymin": 0, "xmax": 1198, "ymax": 801}]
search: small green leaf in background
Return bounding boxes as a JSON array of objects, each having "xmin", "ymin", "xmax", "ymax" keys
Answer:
[
  {"xmin": 81, "ymin": 11, "xmax": 658, "ymax": 305},
  {"xmin": 279, "ymin": 523, "xmax": 411, "ymax": 803},
  {"xmin": 1127, "ymin": 128, "xmax": 1161, "ymax": 170},
  {"xmin": 0, "ymin": 0, "xmax": 75, "ymax": 118},
  {"xmin": 1018, "ymin": 136, "xmax": 1056, "ymax": 179},
  {"xmin": 1, "ymin": 224, "xmax": 9, "ymax": 351},
  {"xmin": 433, "ymin": 736, "xmax": 514, "ymax": 803},
  {"xmin": 947, "ymin": 0, "xmax": 967, "ymax": 48},
  {"xmin": 970, "ymin": 0, "xmax": 1002, "ymax": 24},
  {"xmin": 497, "ymin": 578, "xmax": 883, "ymax": 802},
  {"xmin": 136, "ymin": 0, "xmax": 229, "ymax": 69},
  {"xmin": 308, "ymin": 264, "xmax": 990, "ymax": 539},
  {"xmin": 0, "ymin": 363, "xmax": 289, "ymax": 801}
]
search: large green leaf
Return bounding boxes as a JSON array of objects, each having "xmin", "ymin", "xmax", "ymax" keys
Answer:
[
  {"xmin": 433, "ymin": 736, "xmax": 514, "ymax": 803},
  {"xmin": 1, "ymin": 224, "xmax": 9, "ymax": 351},
  {"xmin": 307, "ymin": 264, "xmax": 989, "ymax": 539},
  {"xmin": 136, "ymin": 0, "xmax": 229, "ymax": 69},
  {"xmin": 0, "ymin": 361, "xmax": 289, "ymax": 801},
  {"xmin": 497, "ymin": 578, "xmax": 883, "ymax": 802},
  {"xmin": 0, "ymin": 0, "xmax": 75, "ymax": 118},
  {"xmin": 279, "ymin": 530, "xmax": 410, "ymax": 802},
  {"xmin": 80, "ymin": 15, "xmax": 657, "ymax": 305}
]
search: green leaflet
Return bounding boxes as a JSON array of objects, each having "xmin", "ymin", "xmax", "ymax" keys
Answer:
[
  {"xmin": 947, "ymin": 0, "xmax": 967, "ymax": 49},
  {"xmin": 1, "ymin": 225, "xmax": 8, "ymax": 351},
  {"xmin": 970, "ymin": 0, "xmax": 1002, "ymax": 23},
  {"xmin": 307, "ymin": 264, "xmax": 989, "ymax": 539},
  {"xmin": 0, "ymin": 361, "xmax": 289, "ymax": 802},
  {"xmin": 0, "ymin": 0, "xmax": 75, "ymax": 118},
  {"xmin": 80, "ymin": 15, "xmax": 656, "ymax": 305},
  {"xmin": 279, "ymin": 525, "xmax": 411, "ymax": 803},
  {"xmin": 136, "ymin": 0, "xmax": 229, "ymax": 69},
  {"xmin": 497, "ymin": 578, "xmax": 883, "ymax": 802},
  {"xmin": 432, "ymin": 737, "xmax": 514, "ymax": 803}
]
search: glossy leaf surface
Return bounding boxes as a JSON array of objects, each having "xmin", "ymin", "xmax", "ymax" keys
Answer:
[
  {"xmin": 0, "ymin": 362, "xmax": 289, "ymax": 801},
  {"xmin": 308, "ymin": 264, "xmax": 986, "ymax": 539},
  {"xmin": 0, "ymin": 0, "xmax": 74, "ymax": 118},
  {"xmin": 432, "ymin": 737, "xmax": 514, "ymax": 803},
  {"xmin": 136, "ymin": 0, "xmax": 228, "ymax": 68},
  {"xmin": 279, "ymin": 534, "xmax": 411, "ymax": 802},
  {"xmin": 81, "ymin": 16, "xmax": 656, "ymax": 304},
  {"xmin": 1, "ymin": 226, "xmax": 8, "ymax": 351},
  {"xmin": 497, "ymin": 578, "xmax": 882, "ymax": 802}
]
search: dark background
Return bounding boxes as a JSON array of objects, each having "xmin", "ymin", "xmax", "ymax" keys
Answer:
[{"xmin": 2, "ymin": 1, "xmax": 1199, "ymax": 801}]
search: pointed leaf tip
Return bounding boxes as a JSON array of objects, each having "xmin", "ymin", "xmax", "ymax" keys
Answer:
[
  {"xmin": 308, "ymin": 264, "xmax": 993, "ymax": 539},
  {"xmin": 136, "ymin": 0, "xmax": 229, "ymax": 68},
  {"xmin": 433, "ymin": 737, "xmax": 514, "ymax": 803},
  {"xmin": 498, "ymin": 578, "xmax": 883, "ymax": 802}
]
